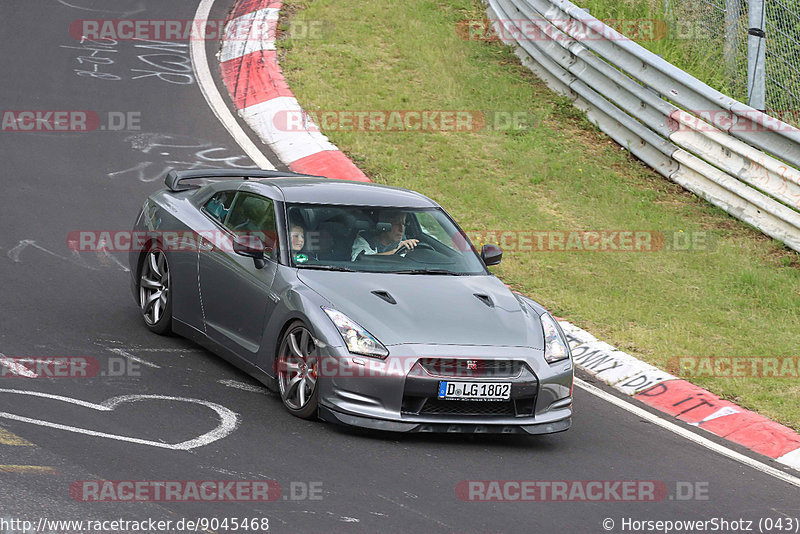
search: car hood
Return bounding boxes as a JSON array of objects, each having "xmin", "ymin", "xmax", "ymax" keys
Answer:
[{"xmin": 297, "ymin": 270, "xmax": 544, "ymax": 348}]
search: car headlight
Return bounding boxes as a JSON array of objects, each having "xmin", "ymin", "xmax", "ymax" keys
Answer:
[
  {"xmin": 322, "ymin": 307, "xmax": 389, "ymax": 359},
  {"xmin": 541, "ymin": 312, "xmax": 570, "ymax": 364}
]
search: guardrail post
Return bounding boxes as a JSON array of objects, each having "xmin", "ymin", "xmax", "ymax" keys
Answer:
[{"xmin": 747, "ymin": 0, "xmax": 766, "ymax": 110}]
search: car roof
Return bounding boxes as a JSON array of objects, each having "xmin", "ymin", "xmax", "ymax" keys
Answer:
[{"xmin": 237, "ymin": 177, "xmax": 440, "ymax": 208}]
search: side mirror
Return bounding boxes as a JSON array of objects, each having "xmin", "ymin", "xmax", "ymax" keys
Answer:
[
  {"xmin": 233, "ymin": 235, "xmax": 266, "ymax": 268},
  {"xmin": 481, "ymin": 244, "xmax": 502, "ymax": 266}
]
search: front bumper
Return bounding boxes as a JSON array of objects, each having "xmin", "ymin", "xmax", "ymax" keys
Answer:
[
  {"xmin": 319, "ymin": 405, "xmax": 572, "ymax": 434},
  {"xmin": 316, "ymin": 344, "xmax": 573, "ymax": 434}
]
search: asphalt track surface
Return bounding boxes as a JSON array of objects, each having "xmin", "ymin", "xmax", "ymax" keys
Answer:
[{"xmin": 0, "ymin": 1, "xmax": 798, "ymax": 533}]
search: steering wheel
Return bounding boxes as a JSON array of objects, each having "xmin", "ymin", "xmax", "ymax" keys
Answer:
[{"xmin": 393, "ymin": 242, "xmax": 435, "ymax": 255}]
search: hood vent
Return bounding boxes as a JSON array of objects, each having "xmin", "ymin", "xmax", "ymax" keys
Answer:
[
  {"xmin": 474, "ymin": 293, "xmax": 494, "ymax": 308},
  {"xmin": 371, "ymin": 290, "xmax": 397, "ymax": 305}
]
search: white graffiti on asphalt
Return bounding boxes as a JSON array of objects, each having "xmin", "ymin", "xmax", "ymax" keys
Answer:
[
  {"xmin": 61, "ymin": 37, "xmax": 122, "ymax": 81},
  {"xmin": 108, "ymin": 132, "xmax": 257, "ymax": 183},
  {"xmin": 55, "ymin": 0, "xmax": 145, "ymax": 17},
  {"xmin": 7, "ymin": 239, "xmax": 129, "ymax": 272},
  {"xmin": 131, "ymin": 40, "xmax": 195, "ymax": 85},
  {"xmin": 61, "ymin": 38, "xmax": 196, "ymax": 85}
]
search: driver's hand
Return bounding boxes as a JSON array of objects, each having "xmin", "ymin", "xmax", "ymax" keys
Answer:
[{"xmin": 395, "ymin": 239, "xmax": 419, "ymax": 253}]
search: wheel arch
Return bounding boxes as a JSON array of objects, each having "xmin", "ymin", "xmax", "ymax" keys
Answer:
[{"xmin": 134, "ymin": 237, "xmax": 166, "ymax": 284}]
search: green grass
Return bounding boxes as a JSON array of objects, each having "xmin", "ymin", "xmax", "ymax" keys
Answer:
[
  {"xmin": 279, "ymin": 0, "xmax": 800, "ymax": 428},
  {"xmin": 579, "ymin": 0, "xmax": 746, "ymax": 101}
]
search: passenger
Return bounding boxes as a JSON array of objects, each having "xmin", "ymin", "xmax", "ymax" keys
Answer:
[
  {"xmin": 290, "ymin": 222, "xmax": 305, "ymax": 253},
  {"xmin": 289, "ymin": 217, "xmax": 315, "ymax": 263},
  {"xmin": 351, "ymin": 210, "xmax": 419, "ymax": 261}
]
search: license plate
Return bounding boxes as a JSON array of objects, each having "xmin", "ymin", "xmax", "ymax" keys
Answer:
[{"xmin": 437, "ymin": 381, "xmax": 511, "ymax": 401}]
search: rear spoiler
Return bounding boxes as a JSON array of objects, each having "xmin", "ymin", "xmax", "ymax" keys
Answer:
[{"xmin": 164, "ymin": 168, "xmax": 321, "ymax": 192}]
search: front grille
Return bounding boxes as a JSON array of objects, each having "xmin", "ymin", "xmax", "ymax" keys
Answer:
[
  {"xmin": 417, "ymin": 399, "xmax": 516, "ymax": 417},
  {"xmin": 402, "ymin": 360, "xmax": 539, "ymax": 419},
  {"xmin": 416, "ymin": 359, "xmax": 524, "ymax": 378}
]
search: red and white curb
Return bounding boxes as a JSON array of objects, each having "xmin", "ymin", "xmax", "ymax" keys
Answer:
[
  {"xmin": 557, "ymin": 320, "xmax": 800, "ymax": 469},
  {"xmin": 218, "ymin": 0, "xmax": 368, "ymax": 180},
  {"xmin": 218, "ymin": 0, "xmax": 800, "ymax": 472}
]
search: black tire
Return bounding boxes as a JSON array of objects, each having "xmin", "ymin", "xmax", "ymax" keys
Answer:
[
  {"xmin": 138, "ymin": 246, "xmax": 173, "ymax": 335},
  {"xmin": 276, "ymin": 321, "xmax": 319, "ymax": 419}
]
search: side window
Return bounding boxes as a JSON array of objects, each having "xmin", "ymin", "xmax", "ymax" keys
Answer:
[
  {"xmin": 203, "ymin": 191, "xmax": 236, "ymax": 224},
  {"xmin": 225, "ymin": 193, "xmax": 279, "ymax": 258}
]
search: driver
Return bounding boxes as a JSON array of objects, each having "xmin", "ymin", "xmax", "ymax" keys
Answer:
[{"xmin": 351, "ymin": 210, "xmax": 419, "ymax": 261}]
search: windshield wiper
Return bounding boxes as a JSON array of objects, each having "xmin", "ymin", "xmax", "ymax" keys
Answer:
[
  {"xmin": 297, "ymin": 264, "xmax": 356, "ymax": 272},
  {"xmin": 392, "ymin": 269, "xmax": 464, "ymax": 275}
]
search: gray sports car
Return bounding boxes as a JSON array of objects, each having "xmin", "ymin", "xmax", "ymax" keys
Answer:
[{"xmin": 129, "ymin": 169, "xmax": 573, "ymax": 434}]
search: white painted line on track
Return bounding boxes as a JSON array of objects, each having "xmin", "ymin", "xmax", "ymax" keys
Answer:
[
  {"xmin": 106, "ymin": 348, "xmax": 160, "ymax": 369},
  {"xmin": 218, "ymin": 379, "xmax": 270, "ymax": 394},
  {"xmin": 0, "ymin": 389, "xmax": 239, "ymax": 450},
  {"xmin": 191, "ymin": 0, "xmax": 275, "ymax": 170},
  {"xmin": 575, "ymin": 378, "xmax": 800, "ymax": 488}
]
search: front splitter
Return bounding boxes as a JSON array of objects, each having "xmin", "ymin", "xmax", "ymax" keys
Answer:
[{"xmin": 318, "ymin": 406, "xmax": 571, "ymax": 435}]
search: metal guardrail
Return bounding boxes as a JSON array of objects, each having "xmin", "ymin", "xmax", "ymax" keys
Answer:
[{"xmin": 486, "ymin": 0, "xmax": 800, "ymax": 252}]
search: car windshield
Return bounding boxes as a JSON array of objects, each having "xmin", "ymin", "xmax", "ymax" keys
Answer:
[{"xmin": 284, "ymin": 203, "xmax": 487, "ymax": 275}]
